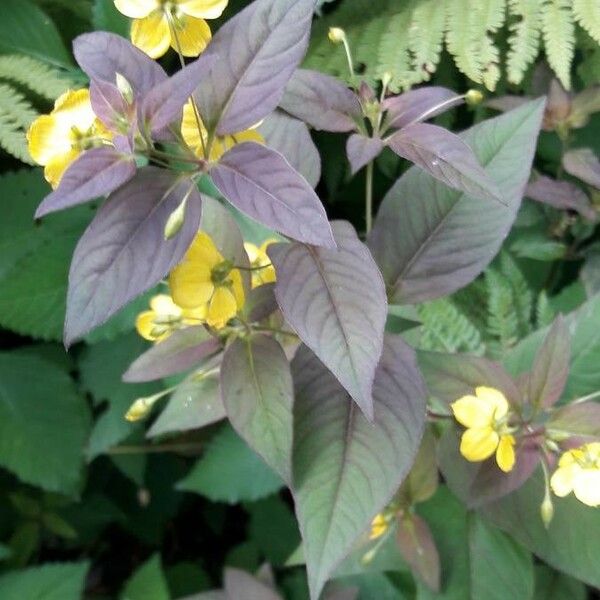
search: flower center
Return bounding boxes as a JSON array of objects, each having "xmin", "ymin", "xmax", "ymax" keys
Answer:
[{"xmin": 211, "ymin": 260, "xmax": 234, "ymax": 287}]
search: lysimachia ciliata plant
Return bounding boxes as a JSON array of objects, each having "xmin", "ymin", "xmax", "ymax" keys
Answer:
[{"xmin": 26, "ymin": 0, "xmax": 600, "ymax": 597}]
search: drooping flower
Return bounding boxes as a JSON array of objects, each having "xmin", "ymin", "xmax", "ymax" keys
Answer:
[
  {"xmin": 27, "ymin": 89, "xmax": 112, "ymax": 188},
  {"xmin": 169, "ymin": 232, "xmax": 245, "ymax": 329},
  {"xmin": 244, "ymin": 240, "xmax": 277, "ymax": 288},
  {"xmin": 550, "ymin": 442, "xmax": 600, "ymax": 507},
  {"xmin": 451, "ymin": 386, "xmax": 516, "ymax": 473},
  {"xmin": 136, "ymin": 293, "xmax": 205, "ymax": 342},
  {"xmin": 181, "ymin": 100, "xmax": 264, "ymax": 161},
  {"xmin": 114, "ymin": 0, "xmax": 228, "ymax": 58}
]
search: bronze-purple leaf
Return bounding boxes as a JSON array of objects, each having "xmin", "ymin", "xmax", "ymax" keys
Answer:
[
  {"xmin": 548, "ymin": 402, "xmax": 600, "ymax": 441},
  {"xmin": 65, "ymin": 169, "xmax": 202, "ymax": 345},
  {"xmin": 346, "ymin": 134, "xmax": 384, "ymax": 175},
  {"xmin": 562, "ymin": 148, "xmax": 600, "ymax": 190},
  {"xmin": 224, "ymin": 568, "xmax": 282, "ymax": 600},
  {"xmin": 123, "ymin": 326, "xmax": 221, "ymax": 383},
  {"xmin": 280, "ymin": 68, "xmax": 361, "ymax": 132},
  {"xmin": 211, "ymin": 142, "xmax": 334, "ymax": 248},
  {"xmin": 268, "ymin": 221, "xmax": 387, "ymax": 418},
  {"xmin": 35, "ymin": 147, "xmax": 136, "ymax": 218},
  {"xmin": 387, "ymin": 123, "xmax": 503, "ymax": 203},
  {"xmin": 526, "ymin": 175, "xmax": 595, "ymax": 220},
  {"xmin": 194, "ymin": 0, "xmax": 315, "ymax": 135}
]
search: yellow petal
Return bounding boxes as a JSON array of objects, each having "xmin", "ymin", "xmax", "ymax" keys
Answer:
[
  {"xmin": 114, "ymin": 0, "xmax": 159, "ymax": 18},
  {"xmin": 150, "ymin": 294, "xmax": 182, "ymax": 318},
  {"xmin": 573, "ymin": 469, "xmax": 600, "ymax": 507},
  {"xmin": 550, "ymin": 464, "xmax": 577, "ymax": 498},
  {"xmin": 181, "ymin": 100, "xmax": 209, "ymax": 157},
  {"xmin": 557, "ymin": 448, "xmax": 580, "ymax": 468},
  {"xmin": 178, "ymin": 0, "xmax": 228, "ymax": 19},
  {"xmin": 53, "ymin": 88, "xmax": 97, "ymax": 132},
  {"xmin": 182, "ymin": 305, "xmax": 207, "ymax": 325},
  {"xmin": 229, "ymin": 268, "xmax": 245, "ymax": 309},
  {"xmin": 496, "ymin": 435, "xmax": 516, "ymax": 473},
  {"xmin": 475, "ymin": 386, "xmax": 509, "ymax": 419},
  {"xmin": 136, "ymin": 310, "xmax": 160, "ymax": 341},
  {"xmin": 44, "ymin": 148, "xmax": 80, "ymax": 188},
  {"xmin": 451, "ymin": 395, "xmax": 495, "ymax": 429},
  {"xmin": 369, "ymin": 514, "xmax": 388, "ymax": 540},
  {"xmin": 459, "ymin": 427, "xmax": 499, "ymax": 462},
  {"xmin": 27, "ymin": 114, "xmax": 70, "ymax": 165},
  {"xmin": 244, "ymin": 242, "xmax": 260, "ymax": 264},
  {"xmin": 131, "ymin": 12, "xmax": 171, "ymax": 58},
  {"xmin": 207, "ymin": 286, "xmax": 237, "ymax": 328},
  {"xmin": 170, "ymin": 16, "xmax": 211, "ymax": 57},
  {"xmin": 170, "ymin": 262, "xmax": 214, "ymax": 309},
  {"xmin": 186, "ymin": 232, "xmax": 223, "ymax": 266}
]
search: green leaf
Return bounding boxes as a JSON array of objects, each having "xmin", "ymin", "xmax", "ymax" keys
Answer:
[
  {"xmin": 291, "ymin": 337, "xmax": 426, "ymax": 599},
  {"xmin": 177, "ymin": 425, "xmax": 282, "ymax": 503},
  {"xmin": 484, "ymin": 473, "xmax": 600, "ymax": 587},
  {"xmin": 533, "ymin": 565, "xmax": 586, "ymax": 600},
  {"xmin": 0, "ymin": 352, "xmax": 90, "ymax": 493},
  {"xmin": 92, "ymin": 0, "xmax": 130, "ymax": 37},
  {"xmin": 121, "ymin": 554, "xmax": 170, "ymax": 600},
  {"xmin": 0, "ymin": 561, "xmax": 89, "ymax": 600},
  {"xmin": 0, "ymin": 0, "xmax": 71, "ymax": 68},
  {"xmin": 221, "ymin": 335, "xmax": 294, "ymax": 483}
]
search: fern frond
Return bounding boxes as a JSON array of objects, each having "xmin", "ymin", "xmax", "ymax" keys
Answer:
[
  {"xmin": 573, "ymin": 0, "xmax": 600, "ymax": 44},
  {"xmin": 536, "ymin": 291, "xmax": 556, "ymax": 328},
  {"xmin": 377, "ymin": 5, "xmax": 415, "ymax": 91},
  {"xmin": 507, "ymin": 0, "xmax": 542, "ymax": 84},
  {"xmin": 0, "ymin": 84, "xmax": 37, "ymax": 164},
  {"xmin": 485, "ymin": 268, "xmax": 520, "ymax": 357},
  {"xmin": 478, "ymin": 0, "xmax": 507, "ymax": 91},
  {"xmin": 445, "ymin": 0, "xmax": 484, "ymax": 85},
  {"xmin": 541, "ymin": 0, "xmax": 575, "ymax": 89},
  {"xmin": 0, "ymin": 55, "xmax": 71, "ymax": 101},
  {"xmin": 407, "ymin": 0, "xmax": 445, "ymax": 84},
  {"xmin": 418, "ymin": 298, "xmax": 486, "ymax": 356},
  {"xmin": 498, "ymin": 252, "xmax": 533, "ymax": 336}
]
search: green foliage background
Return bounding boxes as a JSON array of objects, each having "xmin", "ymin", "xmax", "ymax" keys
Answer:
[{"xmin": 0, "ymin": 0, "xmax": 598, "ymax": 598}]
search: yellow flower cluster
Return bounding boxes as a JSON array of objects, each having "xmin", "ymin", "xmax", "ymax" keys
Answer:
[
  {"xmin": 551, "ymin": 442, "xmax": 600, "ymax": 507},
  {"xmin": 26, "ymin": 89, "xmax": 112, "ymax": 188},
  {"xmin": 451, "ymin": 386, "xmax": 516, "ymax": 473},
  {"xmin": 114, "ymin": 0, "xmax": 228, "ymax": 58},
  {"xmin": 244, "ymin": 240, "xmax": 277, "ymax": 288},
  {"xmin": 136, "ymin": 294, "xmax": 205, "ymax": 341}
]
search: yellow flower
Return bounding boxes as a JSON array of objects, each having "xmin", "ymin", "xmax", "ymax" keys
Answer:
[
  {"xmin": 26, "ymin": 89, "xmax": 111, "ymax": 188},
  {"xmin": 181, "ymin": 100, "xmax": 264, "ymax": 161},
  {"xmin": 550, "ymin": 442, "xmax": 600, "ymax": 507},
  {"xmin": 114, "ymin": 0, "xmax": 228, "ymax": 58},
  {"xmin": 369, "ymin": 513, "xmax": 390, "ymax": 540},
  {"xmin": 451, "ymin": 386, "xmax": 516, "ymax": 473},
  {"xmin": 244, "ymin": 240, "xmax": 277, "ymax": 288},
  {"xmin": 136, "ymin": 293, "xmax": 205, "ymax": 342},
  {"xmin": 169, "ymin": 232, "xmax": 245, "ymax": 329}
]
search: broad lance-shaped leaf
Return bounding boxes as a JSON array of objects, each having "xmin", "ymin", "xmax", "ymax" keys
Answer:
[
  {"xmin": 268, "ymin": 221, "xmax": 387, "ymax": 418},
  {"xmin": 280, "ymin": 68, "xmax": 361, "ymax": 132},
  {"xmin": 123, "ymin": 326, "xmax": 221, "ymax": 382},
  {"xmin": 548, "ymin": 402, "xmax": 600, "ymax": 441},
  {"xmin": 526, "ymin": 175, "xmax": 596, "ymax": 221},
  {"xmin": 140, "ymin": 52, "xmax": 217, "ymax": 134},
  {"xmin": 221, "ymin": 335, "xmax": 293, "ymax": 484},
  {"xmin": 73, "ymin": 32, "xmax": 166, "ymax": 95},
  {"xmin": 195, "ymin": 0, "xmax": 315, "ymax": 135},
  {"xmin": 291, "ymin": 337, "xmax": 426, "ymax": 600},
  {"xmin": 382, "ymin": 87, "xmax": 463, "ymax": 130},
  {"xmin": 90, "ymin": 79, "xmax": 132, "ymax": 132},
  {"xmin": 211, "ymin": 142, "xmax": 334, "ymax": 248},
  {"xmin": 527, "ymin": 315, "xmax": 569, "ymax": 408},
  {"xmin": 387, "ymin": 123, "xmax": 503, "ymax": 203},
  {"xmin": 369, "ymin": 99, "xmax": 545, "ymax": 304},
  {"xmin": 346, "ymin": 134, "xmax": 384, "ymax": 175},
  {"xmin": 65, "ymin": 169, "xmax": 202, "ymax": 345},
  {"xmin": 259, "ymin": 110, "xmax": 321, "ymax": 188},
  {"xmin": 35, "ymin": 148, "xmax": 136, "ymax": 218},
  {"xmin": 562, "ymin": 148, "xmax": 600, "ymax": 189}
]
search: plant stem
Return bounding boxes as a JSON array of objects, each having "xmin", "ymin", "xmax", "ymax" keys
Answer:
[{"xmin": 365, "ymin": 161, "xmax": 374, "ymax": 234}]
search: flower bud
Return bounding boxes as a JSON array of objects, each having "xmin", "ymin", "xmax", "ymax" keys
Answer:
[
  {"xmin": 125, "ymin": 391, "xmax": 166, "ymax": 422},
  {"xmin": 328, "ymin": 27, "xmax": 346, "ymax": 44},
  {"xmin": 465, "ymin": 89, "xmax": 484, "ymax": 106},
  {"xmin": 381, "ymin": 72, "xmax": 392, "ymax": 89},
  {"xmin": 540, "ymin": 493, "xmax": 554, "ymax": 528},
  {"xmin": 164, "ymin": 197, "xmax": 188, "ymax": 240},
  {"xmin": 115, "ymin": 72, "xmax": 134, "ymax": 104}
]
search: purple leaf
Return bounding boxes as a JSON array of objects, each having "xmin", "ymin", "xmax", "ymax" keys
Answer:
[
  {"xmin": 65, "ymin": 169, "xmax": 202, "ymax": 345},
  {"xmin": 90, "ymin": 79, "xmax": 132, "ymax": 132},
  {"xmin": 194, "ymin": 0, "xmax": 315, "ymax": 135},
  {"xmin": 123, "ymin": 326, "xmax": 221, "ymax": 382},
  {"xmin": 140, "ymin": 53, "xmax": 217, "ymax": 135},
  {"xmin": 268, "ymin": 222, "xmax": 387, "ymax": 419},
  {"xmin": 291, "ymin": 337, "xmax": 426, "ymax": 599},
  {"xmin": 396, "ymin": 514, "xmax": 440, "ymax": 592},
  {"xmin": 562, "ymin": 148, "xmax": 600, "ymax": 190},
  {"xmin": 369, "ymin": 100, "xmax": 545, "ymax": 304},
  {"xmin": 548, "ymin": 402, "xmax": 600, "ymax": 441},
  {"xmin": 438, "ymin": 425, "xmax": 541, "ymax": 508},
  {"xmin": 346, "ymin": 134, "xmax": 384, "ymax": 175},
  {"xmin": 245, "ymin": 283, "xmax": 278, "ymax": 322},
  {"xmin": 418, "ymin": 351, "xmax": 522, "ymax": 409},
  {"xmin": 526, "ymin": 175, "xmax": 595, "ymax": 220},
  {"xmin": 528, "ymin": 315, "xmax": 570, "ymax": 409},
  {"xmin": 224, "ymin": 568, "xmax": 282, "ymax": 600},
  {"xmin": 280, "ymin": 68, "xmax": 361, "ymax": 132},
  {"xmin": 485, "ymin": 95, "xmax": 531, "ymax": 113},
  {"xmin": 211, "ymin": 142, "xmax": 334, "ymax": 248},
  {"xmin": 73, "ymin": 32, "xmax": 166, "ymax": 96},
  {"xmin": 221, "ymin": 335, "xmax": 293, "ymax": 483},
  {"xmin": 259, "ymin": 110, "xmax": 321, "ymax": 188},
  {"xmin": 382, "ymin": 87, "xmax": 462, "ymax": 130},
  {"xmin": 387, "ymin": 123, "xmax": 503, "ymax": 203},
  {"xmin": 35, "ymin": 147, "xmax": 136, "ymax": 218}
]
